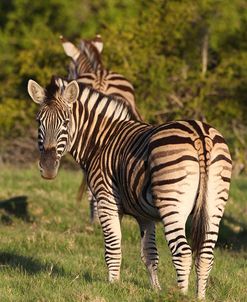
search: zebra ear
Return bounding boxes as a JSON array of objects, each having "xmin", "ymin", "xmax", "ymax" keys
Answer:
[
  {"xmin": 63, "ymin": 80, "xmax": 79, "ymax": 105},
  {"xmin": 27, "ymin": 80, "xmax": 46, "ymax": 104},
  {"xmin": 60, "ymin": 36, "xmax": 80, "ymax": 61},
  {"xmin": 92, "ymin": 34, "xmax": 103, "ymax": 53}
]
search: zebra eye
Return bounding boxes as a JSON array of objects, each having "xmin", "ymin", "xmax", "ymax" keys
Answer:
[{"xmin": 63, "ymin": 119, "xmax": 69, "ymax": 127}]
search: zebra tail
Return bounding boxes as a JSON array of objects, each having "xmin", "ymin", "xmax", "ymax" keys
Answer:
[
  {"xmin": 191, "ymin": 167, "xmax": 209, "ymax": 257},
  {"xmin": 76, "ymin": 177, "xmax": 87, "ymax": 203}
]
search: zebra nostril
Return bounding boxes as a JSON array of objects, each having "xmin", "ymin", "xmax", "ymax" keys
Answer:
[{"xmin": 38, "ymin": 161, "xmax": 43, "ymax": 172}]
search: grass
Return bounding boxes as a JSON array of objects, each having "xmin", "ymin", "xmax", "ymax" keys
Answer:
[{"xmin": 0, "ymin": 165, "xmax": 246, "ymax": 302}]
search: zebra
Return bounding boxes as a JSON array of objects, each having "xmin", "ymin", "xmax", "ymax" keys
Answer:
[
  {"xmin": 60, "ymin": 35, "xmax": 142, "ymax": 120},
  {"xmin": 60, "ymin": 34, "xmax": 103, "ymax": 80},
  {"xmin": 61, "ymin": 35, "xmax": 142, "ymax": 221},
  {"xmin": 27, "ymin": 76, "xmax": 232, "ymax": 300}
]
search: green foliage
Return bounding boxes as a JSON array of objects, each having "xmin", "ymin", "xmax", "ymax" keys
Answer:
[
  {"xmin": 0, "ymin": 98, "xmax": 35, "ymax": 138},
  {"xmin": 0, "ymin": 166, "xmax": 246, "ymax": 301},
  {"xmin": 0, "ymin": 0, "xmax": 247, "ymax": 172}
]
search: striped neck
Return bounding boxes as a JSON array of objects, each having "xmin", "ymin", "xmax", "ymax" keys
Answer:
[
  {"xmin": 71, "ymin": 41, "xmax": 103, "ymax": 77},
  {"xmin": 69, "ymin": 83, "xmax": 135, "ymax": 168}
]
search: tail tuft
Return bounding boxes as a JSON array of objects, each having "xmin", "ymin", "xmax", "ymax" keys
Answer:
[{"xmin": 76, "ymin": 176, "xmax": 87, "ymax": 203}]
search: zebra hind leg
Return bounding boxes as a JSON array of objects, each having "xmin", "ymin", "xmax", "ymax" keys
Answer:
[
  {"xmin": 157, "ymin": 199, "xmax": 193, "ymax": 294},
  {"xmin": 195, "ymin": 229, "xmax": 215, "ymax": 300},
  {"xmin": 195, "ymin": 150, "xmax": 231, "ymax": 300},
  {"xmin": 195, "ymin": 186, "xmax": 230, "ymax": 299},
  {"xmin": 137, "ymin": 219, "xmax": 161, "ymax": 290},
  {"xmin": 166, "ymin": 221, "xmax": 192, "ymax": 294},
  {"xmin": 195, "ymin": 213, "xmax": 225, "ymax": 299}
]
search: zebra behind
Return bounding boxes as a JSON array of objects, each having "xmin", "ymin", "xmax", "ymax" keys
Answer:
[
  {"xmin": 61, "ymin": 35, "xmax": 142, "ymax": 221},
  {"xmin": 61, "ymin": 35, "xmax": 141, "ymax": 119},
  {"xmin": 27, "ymin": 76, "xmax": 232, "ymax": 300}
]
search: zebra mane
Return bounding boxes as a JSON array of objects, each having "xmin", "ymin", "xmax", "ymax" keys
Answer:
[
  {"xmin": 43, "ymin": 76, "xmax": 68, "ymax": 108},
  {"xmin": 44, "ymin": 76, "xmax": 137, "ymax": 121},
  {"xmin": 77, "ymin": 81, "xmax": 137, "ymax": 122}
]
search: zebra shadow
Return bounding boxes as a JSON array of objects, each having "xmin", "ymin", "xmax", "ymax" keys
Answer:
[
  {"xmin": 0, "ymin": 195, "xmax": 32, "ymax": 224},
  {"xmin": 82, "ymin": 271, "xmax": 103, "ymax": 283},
  {"xmin": 0, "ymin": 252, "xmax": 66, "ymax": 276},
  {"xmin": 186, "ymin": 214, "xmax": 247, "ymax": 252},
  {"xmin": 217, "ymin": 215, "xmax": 247, "ymax": 251}
]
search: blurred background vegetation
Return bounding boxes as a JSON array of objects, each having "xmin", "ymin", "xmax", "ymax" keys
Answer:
[{"xmin": 0, "ymin": 0, "xmax": 247, "ymax": 174}]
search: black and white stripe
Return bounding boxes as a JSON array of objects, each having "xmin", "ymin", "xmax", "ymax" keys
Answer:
[{"xmin": 28, "ymin": 77, "xmax": 232, "ymax": 300}]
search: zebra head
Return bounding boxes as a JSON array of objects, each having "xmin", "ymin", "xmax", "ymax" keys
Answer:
[
  {"xmin": 27, "ymin": 77, "xmax": 79, "ymax": 179},
  {"xmin": 60, "ymin": 35, "xmax": 103, "ymax": 78}
]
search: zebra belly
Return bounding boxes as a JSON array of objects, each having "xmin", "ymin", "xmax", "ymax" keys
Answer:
[
  {"xmin": 121, "ymin": 189, "xmax": 161, "ymax": 220},
  {"xmin": 118, "ymin": 166, "xmax": 161, "ymax": 220}
]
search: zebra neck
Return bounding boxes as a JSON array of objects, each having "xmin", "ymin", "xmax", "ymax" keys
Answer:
[
  {"xmin": 75, "ymin": 59, "xmax": 102, "ymax": 78},
  {"xmin": 69, "ymin": 85, "xmax": 133, "ymax": 167},
  {"xmin": 91, "ymin": 61, "xmax": 102, "ymax": 73},
  {"xmin": 85, "ymin": 48, "xmax": 102, "ymax": 73},
  {"xmin": 81, "ymin": 45, "xmax": 102, "ymax": 74}
]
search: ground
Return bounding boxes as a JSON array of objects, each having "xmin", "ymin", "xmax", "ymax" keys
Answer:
[{"xmin": 0, "ymin": 165, "xmax": 246, "ymax": 302}]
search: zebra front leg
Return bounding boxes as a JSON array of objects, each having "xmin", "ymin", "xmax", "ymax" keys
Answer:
[
  {"xmin": 137, "ymin": 219, "xmax": 161, "ymax": 290},
  {"xmin": 98, "ymin": 209, "xmax": 122, "ymax": 282}
]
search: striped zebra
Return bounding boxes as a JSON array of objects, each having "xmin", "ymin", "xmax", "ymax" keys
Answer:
[
  {"xmin": 61, "ymin": 34, "xmax": 103, "ymax": 80},
  {"xmin": 27, "ymin": 76, "xmax": 232, "ymax": 300},
  {"xmin": 61, "ymin": 35, "xmax": 142, "ymax": 221},
  {"xmin": 61, "ymin": 35, "xmax": 142, "ymax": 120}
]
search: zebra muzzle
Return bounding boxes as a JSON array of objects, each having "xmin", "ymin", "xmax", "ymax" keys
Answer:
[{"xmin": 39, "ymin": 148, "xmax": 60, "ymax": 180}]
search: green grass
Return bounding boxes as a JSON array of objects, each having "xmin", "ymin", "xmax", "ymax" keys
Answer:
[{"xmin": 0, "ymin": 165, "xmax": 246, "ymax": 302}]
